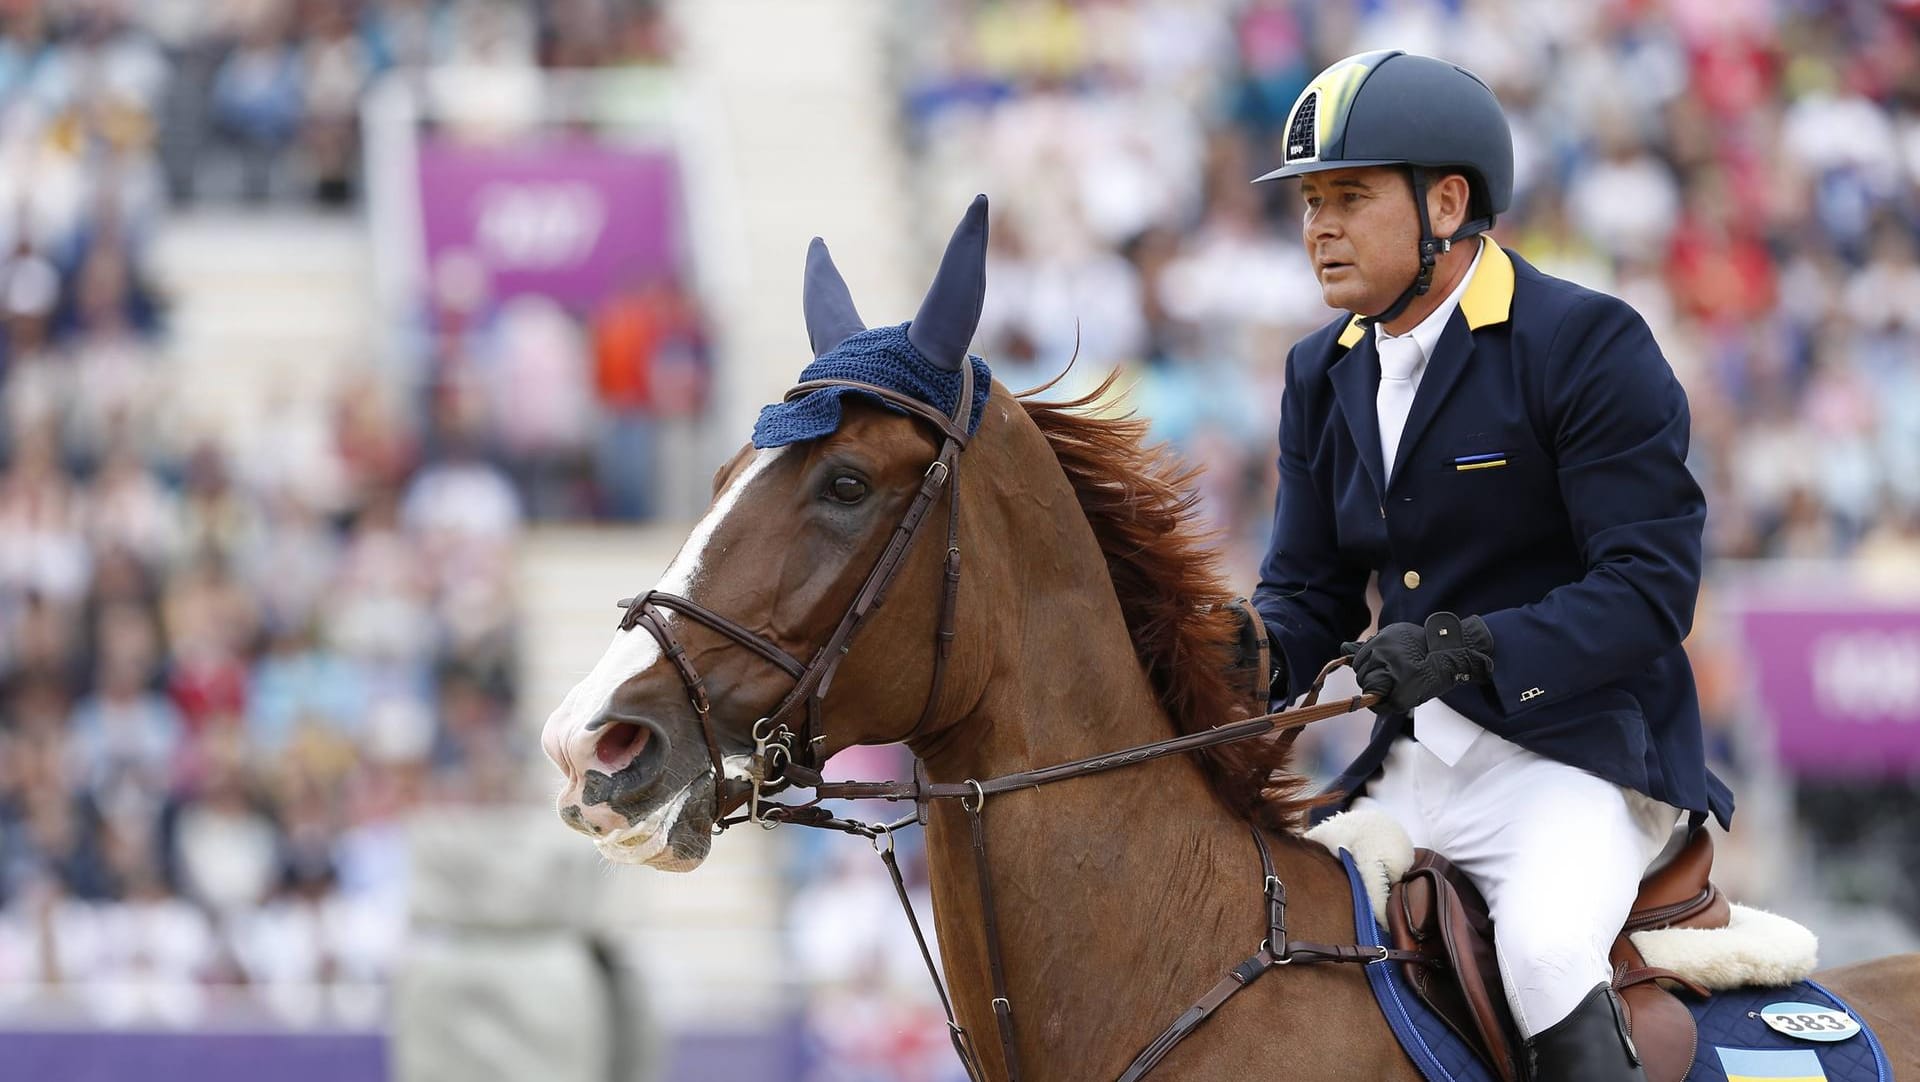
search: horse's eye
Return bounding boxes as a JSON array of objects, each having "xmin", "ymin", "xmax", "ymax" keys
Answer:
[{"xmin": 827, "ymin": 475, "xmax": 869, "ymax": 504}]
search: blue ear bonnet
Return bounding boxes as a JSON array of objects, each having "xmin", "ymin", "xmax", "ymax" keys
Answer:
[
  {"xmin": 751, "ymin": 322, "xmax": 991, "ymax": 449},
  {"xmin": 758, "ymin": 195, "xmax": 992, "ymax": 449}
]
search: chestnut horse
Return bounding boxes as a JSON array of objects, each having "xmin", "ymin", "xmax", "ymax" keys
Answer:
[{"xmin": 541, "ymin": 200, "xmax": 1919, "ymax": 1080}]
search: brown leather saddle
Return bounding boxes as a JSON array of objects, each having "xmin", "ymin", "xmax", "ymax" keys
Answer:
[{"xmin": 1388, "ymin": 828, "xmax": 1727, "ymax": 1082}]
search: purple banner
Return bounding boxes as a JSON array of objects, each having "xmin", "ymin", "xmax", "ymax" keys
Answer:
[
  {"xmin": 1737, "ymin": 602, "xmax": 1920, "ymax": 774},
  {"xmin": 0, "ymin": 1026, "xmax": 803, "ymax": 1082},
  {"xmin": 0, "ymin": 1031, "xmax": 385, "ymax": 1082},
  {"xmin": 417, "ymin": 139, "xmax": 682, "ymax": 307}
]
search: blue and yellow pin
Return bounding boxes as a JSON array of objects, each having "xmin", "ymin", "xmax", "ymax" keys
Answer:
[{"xmin": 1453, "ymin": 452, "xmax": 1509, "ymax": 472}]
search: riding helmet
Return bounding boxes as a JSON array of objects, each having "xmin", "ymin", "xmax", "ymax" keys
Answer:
[{"xmin": 1255, "ymin": 50, "xmax": 1514, "ymax": 323}]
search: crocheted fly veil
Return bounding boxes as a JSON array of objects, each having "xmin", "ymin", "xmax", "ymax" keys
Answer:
[{"xmin": 753, "ymin": 195, "xmax": 993, "ymax": 448}]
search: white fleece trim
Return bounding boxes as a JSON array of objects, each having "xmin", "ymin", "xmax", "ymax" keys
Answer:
[
  {"xmin": 1630, "ymin": 904, "xmax": 1820, "ymax": 990},
  {"xmin": 1305, "ymin": 808, "xmax": 1413, "ymax": 926}
]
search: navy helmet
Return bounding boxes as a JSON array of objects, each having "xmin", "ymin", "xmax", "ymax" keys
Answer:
[{"xmin": 1256, "ymin": 50, "xmax": 1513, "ymax": 323}]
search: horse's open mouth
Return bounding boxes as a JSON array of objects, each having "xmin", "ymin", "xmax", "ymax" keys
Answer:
[{"xmin": 593, "ymin": 775, "xmax": 718, "ymax": 872}]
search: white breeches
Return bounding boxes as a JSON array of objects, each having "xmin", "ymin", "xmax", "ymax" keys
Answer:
[{"xmin": 1349, "ymin": 732, "xmax": 1681, "ymax": 1037}]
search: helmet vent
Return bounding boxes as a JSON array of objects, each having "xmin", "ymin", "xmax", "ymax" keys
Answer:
[{"xmin": 1285, "ymin": 91, "xmax": 1319, "ymax": 162}]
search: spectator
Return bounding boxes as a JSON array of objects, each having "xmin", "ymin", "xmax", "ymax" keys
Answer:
[
  {"xmin": 67, "ymin": 602, "xmax": 180, "ymax": 807},
  {"xmin": 210, "ymin": 6, "xmax": 303, "ymax": 201},
  {"xmin": 297, "ymin": 1, "xmax": 370, "ymax": 205},
  {"xmin": 589, "ymin": 272, "xmax": 709, "ymax": 519},
  {"xmin": 170, "ymin": 745, "xmax": 281, "ymax": 918}
]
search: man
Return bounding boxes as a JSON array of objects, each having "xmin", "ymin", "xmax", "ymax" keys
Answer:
[{"xmin": 1250, "ymin": 50, "xmax": 1735, "ymax": 1081}]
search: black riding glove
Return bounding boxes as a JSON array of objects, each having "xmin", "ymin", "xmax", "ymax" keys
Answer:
[{"xmin": 1341, "ymin": 612, "xmax": 1495, "ymax": 717}]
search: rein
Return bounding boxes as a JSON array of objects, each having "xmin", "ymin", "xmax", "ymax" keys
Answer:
[{"xmin": 617, "ymin": 370, "xmax": 1424, "ymax": 1081}]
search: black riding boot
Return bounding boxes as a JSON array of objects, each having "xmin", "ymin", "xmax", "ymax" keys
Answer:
[{"xmin": 1526, "ymin": 983, "xmax": 1648, "ymax": 1082}]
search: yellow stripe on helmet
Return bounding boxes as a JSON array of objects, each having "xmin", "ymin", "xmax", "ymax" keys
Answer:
[{"xmin": 1308, "ymin": 56, "xmax": 1375, "ymax": 148}]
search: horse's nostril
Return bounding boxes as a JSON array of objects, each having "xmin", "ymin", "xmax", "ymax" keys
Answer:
[
  {"xmin": 595, "ymin": 721, "xmax": 651, "ymax": 767},
  {"xmin": 579, "ymin": 715, "xmax": 672, "ymax": 812}
]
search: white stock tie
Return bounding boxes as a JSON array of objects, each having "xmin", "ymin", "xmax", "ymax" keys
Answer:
[
  {"xmin": 1376, "ymin": 333, "xmax": 1424, "ymax": 483},
  {"xmin": 1376, "ymin": 330, "xmax": 1482, "ymax": 765}
]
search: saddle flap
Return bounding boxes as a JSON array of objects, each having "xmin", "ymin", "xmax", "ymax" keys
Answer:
[
  {"xmin": 1388, "ymin": 851, "xmax": 1524, "ymax": 1082},
  {"xmin": 1628, "ymin": 828, "xmax": 1730, "ymax": 933},
  {"xmin": 1613, "ymin": 958, "xmax": 1703, "ymax": 1082}
]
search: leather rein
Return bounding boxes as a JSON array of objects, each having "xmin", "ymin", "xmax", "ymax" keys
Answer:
[{"xmin": 614, "ymin": 366, "xmax": 1425, "ymax": 1082}]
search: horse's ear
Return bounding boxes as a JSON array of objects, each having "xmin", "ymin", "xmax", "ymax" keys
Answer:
[
  {"xmin": 804, "ymin": 237, "xmax": 866, "ymax": 358},
  {"xmin": 908, "ymin": 194, "xmax": 989, "ymax": 372}
]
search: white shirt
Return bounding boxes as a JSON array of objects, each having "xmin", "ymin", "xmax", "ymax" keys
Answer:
[
  {"xmin": 1373, "ymin": 237, "xmax": 1487, "ymax": 766},
  {"xmin": 1373, "ymin": 237, "xmax": 1485, "ymax": 479}
]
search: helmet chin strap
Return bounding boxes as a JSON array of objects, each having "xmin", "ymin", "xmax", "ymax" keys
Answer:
[{"xmin": 1357, "ymin": 165, "xmax": 1493, "ymax": 330}]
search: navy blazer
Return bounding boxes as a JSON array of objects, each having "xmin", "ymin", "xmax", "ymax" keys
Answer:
[{"xmin": 1255, "ymin": 242, "xmax": 1734, "ymax": 829}]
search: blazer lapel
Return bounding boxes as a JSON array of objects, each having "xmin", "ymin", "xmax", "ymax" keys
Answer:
[
  {"xmin": 1391, "ymin": 310, "xmax": 1478, "ymax": 485},
  {"xmin": 1329, "ymin": 332, "xmax": 1386, "ymax": 499},
  {"xmin": 1389, "ymin": 241, "xmax": 1516, "ymax": 482}
]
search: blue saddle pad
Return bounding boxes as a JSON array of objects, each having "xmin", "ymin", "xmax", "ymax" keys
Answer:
[{"xmin": 1336, "ymin": 851, "xmax": 1892, "ymax": 1082}]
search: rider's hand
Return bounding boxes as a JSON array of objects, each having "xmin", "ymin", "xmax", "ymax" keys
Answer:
[{"xmin": 1340, "ymin": 613, "xmax": 1494, "ymax": 716}]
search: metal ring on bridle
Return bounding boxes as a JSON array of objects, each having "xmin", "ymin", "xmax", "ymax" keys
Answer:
[{"xmin": 962, "ymin": 779, "xmax": 986, "ymax": 813}]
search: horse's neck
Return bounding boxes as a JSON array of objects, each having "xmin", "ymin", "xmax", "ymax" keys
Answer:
[{"xmin": 911, "ymin": 599, "xmax": 1362, "ymax": 1079}]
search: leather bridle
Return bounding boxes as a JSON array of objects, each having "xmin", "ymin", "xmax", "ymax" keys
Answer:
[
  {"xmin": 615, "ymin": 360, "xmax": 975, "ymax": 825},
  {"xmin": 609, "ymin": 364, "xmax": 1426, "ymax": 1082}
]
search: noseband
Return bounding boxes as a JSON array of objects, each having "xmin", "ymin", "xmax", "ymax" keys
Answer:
[{"xmin": 615, "ymin": 360, "xmax": 975, "ymax": 824}]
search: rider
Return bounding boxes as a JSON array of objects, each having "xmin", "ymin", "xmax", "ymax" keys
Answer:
[{"xmin": 1250, "ymin": 51, "xmax": 1734, "ymax": 1081}]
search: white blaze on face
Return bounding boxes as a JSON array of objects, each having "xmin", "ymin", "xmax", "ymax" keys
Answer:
[{"xmin": 543, "ymin": 446, "xmax": 790, "ymax": 788}]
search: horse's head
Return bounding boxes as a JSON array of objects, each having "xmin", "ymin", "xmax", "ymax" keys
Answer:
[{"xmin": 542, "ymin": 197, "xmax": 997, "ymax": 870}]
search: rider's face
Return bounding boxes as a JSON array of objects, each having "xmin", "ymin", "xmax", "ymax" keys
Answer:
[{"xmin": 1299, "ymin": 166, "xmax": 1420, "ymax": 316}]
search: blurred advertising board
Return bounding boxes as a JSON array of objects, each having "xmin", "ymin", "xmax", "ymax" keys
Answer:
[
  {"xmin": 1733, "ymin": 583, "xmax": 1920, "ymax": 776},
  {"xmin": 416, "ymin": 138, "xmax": 683, "ymax": 308},
  {"xmin": 0, "ymin": 1031, "xmax": 384, "ymax": 1081}
]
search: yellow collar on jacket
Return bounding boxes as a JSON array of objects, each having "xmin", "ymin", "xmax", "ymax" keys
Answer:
[{"xmin": 1335, "ymin": 238, "xmax": 1515, "ymax": 350}]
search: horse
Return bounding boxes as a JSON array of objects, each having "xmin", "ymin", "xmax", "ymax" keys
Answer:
[{"xmin": 541, "ymin": 197, "xmax": 1920, "ymax": 1081}]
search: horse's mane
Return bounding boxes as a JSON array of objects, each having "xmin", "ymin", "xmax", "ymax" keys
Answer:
[{"xmin": 1017, "ymin": 373, "xmax": 1320, "ymax": 833}]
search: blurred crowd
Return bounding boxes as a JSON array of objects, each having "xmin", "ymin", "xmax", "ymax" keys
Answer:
[{"xmin": 0, "ymin": 0, "xmax": 670, "ymax": 1022}]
